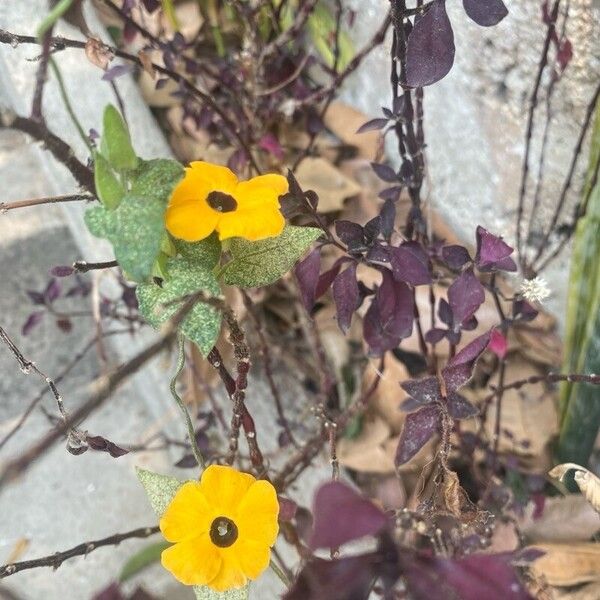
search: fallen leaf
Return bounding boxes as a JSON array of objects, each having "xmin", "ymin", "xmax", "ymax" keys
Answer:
[
  {"xmin": 295, "ymin": 157, "xmax": 362, "ymax": 213},
  {"xmin": 85, "ymin": 38, "xmax": 113, "ymax": 71},
  {"xmin": 529, "ymin": 543, "xmax": 600, "ymax": 586},
  {"xmin": 549, "ymin": 464, "xmax": 600, "ymax": 514}
]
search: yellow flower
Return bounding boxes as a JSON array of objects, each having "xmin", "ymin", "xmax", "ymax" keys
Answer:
[
  {"xmin": 160, "ymin": 464, "xmax": 279, "ymax": 591},
  {"xmin": 165, "ymin": 161, "xmax": 288, "ymax": 243}
]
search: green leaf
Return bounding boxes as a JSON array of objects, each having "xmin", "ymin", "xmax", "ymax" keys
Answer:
[
  {"xmin": 84, "ymin": 159, "xmax": 184, "ymax": 282},
  {"xmin": 102, "ymin": 104, "xmax": 138, "ymax": 171},
  {"xmin": 308, "ymin": 2, "xmax": 354, "ymax": 72},
  {"xmin": 194, "ymin": 585, "xmax": 249, "ymax": 600},
  {"xmin": 135, "ymin": 468, "xmax": 183, "ymax": 517},
  {"xmin": 219, "ymin": 226, "xmax": 322, "ymax": 288},
  {"xmin": 94, "ymin": 152, "xmax": 125, "ymax": 209},
  {"xmin": 119, "ymin": 540, "xmax": 171, "ymax": 582},
  {"xmin": 137, "ymin": 256, "xmax": 221, "ymax": 355},
  {"xmin": 174, "ymin": 233, "xmax": 222, "ymax": 268}
]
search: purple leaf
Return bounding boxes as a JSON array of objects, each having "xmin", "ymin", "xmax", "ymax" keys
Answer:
[
  {"xmin": 448, "ymin": 268, "xmax": 485, "ymax": 325},
  {"xmin": 315, "ymin": 258, "xmax": 348, "ymax": 299},
  {"xmin": 475, "ymin": 226, "xmax": 514, "ymax": 270},
  {"xmin": 44, "ymin": 278, "xmax": 61, "ymax": 303},
  {"xmin": 380, "ymin": 199, "xmax": 396, "ymax": 240},
  {"xmin": 425, "ymin": 328, "xmax": 446, "ymax": 344},
  {"xmin": 285, "ymin": 555, "xmax": 375, "ymax": 600},
  {"xmin": 227, "ymin": 148, "xmax": 248, "ymax": 175},
  {"xmin": 396, "ymin": 404, "xmax": 440, "ymax": 465},
  {"xmin": 379, "ymin": 186, "xmax": 403, "ymax": 201},
  {"xmin": 438, "ymin": 298, "xmax": 453, "ymax": 326},
  {"xmin": 295, "ymin": 249, "xmax": 321, "ymax": 313},
  {"xmin": 87, "ymin": 435, "xmax": 129, "ymax": 458},
  {"xmin": 55, "ymin": 318, "xmax": 73, "ymax": 333},
  {"xmin": 405, "ymin": 552, "xmax": 533, "ymax": 600},
  {"xmin": 406, "ymin": 0, "xmax": 455, "ymax": 87},
  {"xmin": 309, "ymin": 481, "xmax": 388, "ymax": 549},
  {"xmin": 390, "ymin": 242, "xmax": 431, "ymax": 285},
  {"xmin": 401, "ymin": 376, "xmax": 442, "ymax": 405},
  {"xmin": 278, "ymin": 496, "xmax": 298, "ymax": 522},
  {"xmin": 335, "ymin": 221, "xmax": 366, "ymax": 253},
  {"xmin": 442, "ymin": 330, "xmax": 491, "ymax": 391},
  {"xmin": 22, "ymin": 311, "xmax": 44, "ymax": 336},
  {"xmin": 333, "ymin": 264, "xmax": 359, "ymax": 334},
  {"xmin": 371, "ymin": 162, "xmax": 398, "ymax": 183},
  {"xmin": 50, "ymin": 265, "xmax": 74, "ymax": 277},
  {"xmin": 364, "ymin": 272, "xmax": 414, "ymax": 356},
  {"xmin": 462, "ymin": 0, "xmax": 508, "ymax": 27},
  {"xmin": 101, "ymin": 64, "xmax": 134, "ymax": 81},
  {"xmin": 557, "ymin": 38, "xmax": 573, "ymax": 71},
  {"xmin": 366, "ymin": 242, "xmax": 390, "ymax": 264},
  {"xmin": 141, "ymin": 0, "xmax": 161, "ymax": 12},
  {"xmin": 26, "ymin": 290, "xmax": 46, "ymax": 305},
  {"xmin": 447, "ymin": 391, "xmax": 479, "ymax": 419},
  {"xmin": 356, "ymin": 118, "xmax": 389, "ymax": 133},
  {"xmin": 513, "ymin": 299, "xmax": 538, "ymax": 322},
  {"xmin": 442, "ymin": 245, "xmax": 471, "ymax": 270}
]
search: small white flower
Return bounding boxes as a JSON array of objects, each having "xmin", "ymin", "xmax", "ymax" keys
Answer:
[
  {"xmin": 520, "ymin": 276, "xmax": 551, "ymax": 303},
  {"xmin": 279, "ymin": 98, "xmax": 297, "ymax": 119}
]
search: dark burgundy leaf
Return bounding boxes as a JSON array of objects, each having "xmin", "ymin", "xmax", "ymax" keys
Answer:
[
  {"xmin": 400, "ymin": 396, "xmax": 424, "ymax": 412},
  {"xmin": 557, "ymin": 38, "xmax": 573, "ymax": 71},
  {"xmin": 380, "ymin": 199, "xmax": 396, "ymax": 240},
  {"xmin": 309, "ymin": 481, "xmax": 388, "ymax": 549},
  {"xmin": 462, "ymin": 315, "xmax": 478, "ymax": 331},
  {"xmin": 405, "ymin": 552, "xmax": 533, "ymax": 600},
  {"xmin": 285, "ymin": 555, "xmax": 375, "ymax": 600},
  {"xmin": 333, "ymin": 264, "xmax": 359, "ymax": 334},
  {"xmin": 442, "ymin": 245, "xmax": 472, "ymax": 270},
  {"xmin": 379, "ymin": 186, "xmax": 403, "ymax": 202},
  {"xmin": 335, "ymin": 221, "xmax": 366, "ymax": 253},
  {"xmin": 56, "ymin": 318, "xmax": 73, "ymax": 333},
  {"xmin": 390, "ymin": 243, "xmax": 431, "ymax": 285},
  {"xmin": 141, "ymin": 0, "xmax": 161, "ymax": 12},
  {"xmin": 102, "ymin": 64, "xmax": 134, "ymax": 81},
  {"xmin": 382, "ymin": 106, "xmax": 394, "ymax": 119},
  {"xmin": 26, "ymin": 290, "xmax": 46, "ymax": 305},
  {"xmin": 315, "ymin": 258, "xmax": 349, "ymax": 299},
  {"xmin": 22, "ymin": 311, "xmax": 44, "ymax": 336},
  {"xmin": 475, "ymin": 226, "xmax": 514, "ymax": 270},
  {"xmin": 489, "ymin": 328, "xmax": 507, "ymax": 359},
  {"xmin": 393, "ymin": 94, "xmax": 406, "ymax": 115},
  {"xmin": 87, "ymin": 435, "xmax": 129, "ymax": 458},
  {"xmin": 442, "ymin": 330, "xmax": 491, "ymax": 391},
  {"xmin": 92, "ymin": 583, "xmax": 124, "ymax": 600},
  {"xmin": 396, "ymin": 404, "xmax": 440, "ymax": 465},
  {"xmin": 406, "ymin": 0, "xmax": 455, "ymax": 87},
  {"xmin": 364, "ymin": 272, "xmax": 414, "ymax": 356},
  {"xmin": 278, "ymin": 496, "xmax": 298, "ymax": 522},
  {"xmin": 438, "ymin": 298, "xmax": 453, "ymax": 326},
  {"xmin": 44, "ymin": 278, "xmax": 61, "ymax": 303},
  {"xmin": 447, "ymin": 391, "xmax": 479, "ymax": 419},
  {"xmin": 364, "ymin": 217, "xmax": 381, "ymax": 244},
  {"xmin": 513, "ymin": 299, "xmax": 538, "ymax": 322},
  {"xmin": 463, "ymin": 0, "xmax": 508, "ymax": 27},
  {"xmin": 366, "ymin": 242, "xmax": 390, "ymax": 264},
  {"xmin": 175, "ymin": 453, "xmax": 197, "ymax": 468},
  {"xmin": 399, "ymin": 160, "xmax": 414, "ymax": 183},
  {"xmin": 425, "ymin": 327, "xmax": 446, "ymax": 343},
  {"xmin": 227, "ymin": 148, "xmax": 248, "ymax": 175},
  {"xmin": 447, "ymin": 268, "xmax": 485, "ymax": 325},
  {"xmin": 371, "ymin": 162, "xmax": 398, "ymax": 183},
  {"xmin": 50, "ymin": 265, "xmax": 74, "ymax": 277},
  {"xmin": 400, "ymin": 376, "xmax": 442, "ymax": 405},
  {"xmin": 493, "ymin": 255, "xmax": 517, "ymax": 272},
  {"xmin": 356, "ymin": 118, "xmax": 389, "ymax": 133},
  {"xmin": 295, "ymin": 249, "xmax": 321, "ymax": 313}
]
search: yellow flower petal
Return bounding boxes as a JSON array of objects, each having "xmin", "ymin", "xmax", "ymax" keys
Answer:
[
  {"xmin": 199, "ymin": 465, "xmax": 256, "ymax": 515},
  {"xmin": 236, "ymin": 539, "xmax": 272, "ymax": 580},
  {"xmin": 188, "ymin": 161, "xmax": 238, "ymax": 194},
  {"xmin": 161, "ymin": 533, "xmax": 221, "ymax": 586},
  {"xmin": 160, "ymin": 482, "xmax": 214, "ymax": 543},
  {"xmin": 237, "ymin": 480, "xmax": 280, "ymax": 546},
  {"xmin": 236, "ymin": 174, "xmax": 288, "ymax": 197},
  {"xmin": 207, "ymin": 545, "xmax": 247, "ymax": 592},
  {"xmin": 165, "ymin": 195, "xmax": 220, "ymax": 242}
]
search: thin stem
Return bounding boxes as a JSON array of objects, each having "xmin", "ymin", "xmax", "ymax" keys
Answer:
[
  {"xmin": 0, "ymin": 193, "xmax": 93, "ymax": 212},
  {"xmin": 269, "ymin": 559, "xmax": 291, "ymax": 588},
  {"xmin": 73, "ymin": 260, "xmax": 118, "ymax": 273},
  {"xmin": 171, "ymin": 336, "xmax": 205, "ymax": 469}
]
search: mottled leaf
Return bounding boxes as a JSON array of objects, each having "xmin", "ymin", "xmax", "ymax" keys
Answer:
[
  {"xmin": 135, "ymin": 468, "xmax": 183, "ymax": 517},
  {"xmin": 406, "ymin": 0, "xmax": 455, "ymax": 87},
  {"xmin": 137, "ymin": 257, "xmax": 221, "ymax": 355},
  {"xmin": 220, "ymin": 226, "xmax": 322, "ymax": 288},
  {"xmin": 447, "ymin": 391, "xmax": 479, "ymax": 419},
  {"xmin": 335, "ymin": 220, "xmax": 366, "ymax": 253},
  {"xmin": 194, "ymin": 585, "xmax": 249, "ymax": 600},
  {"xmin": 401, "ymin": 376, "xmax": 442, "ymax": 405}
]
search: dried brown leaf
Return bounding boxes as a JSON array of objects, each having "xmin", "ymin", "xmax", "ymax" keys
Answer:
[
  {"xmin": 549, "ymin": 464, "xmax": 600, "ymax": 514},
  {"xmin": 529, "ymin": 543, "xmax": 600, "ymax": 586},
  {"xmin": 84, "ymin": 38, "xmax": 113, "ymax": 71}
]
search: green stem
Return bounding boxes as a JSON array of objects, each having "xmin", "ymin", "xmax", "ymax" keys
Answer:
[
  {"xmin": 37, "ymin": 0, "xmax": 75, "ymax": 38},
  {"xmin": 49, "ymin": 58, "xmax": 92, "ymax": 153},
  {"xmin": 171, "ymin": 335, "xmax": 205, "ymax": 469},
  {"xmin": 269, "ymin": 559, "xmax": 291, "ymax": 588}
]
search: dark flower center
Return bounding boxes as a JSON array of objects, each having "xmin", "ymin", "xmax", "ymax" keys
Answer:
[
  {"xmin": 209, "ymin": 516, "xmax": 238, "ymax": 548},
  {"xmin": 206, "ymin": 191, "xmax": 238, "ymax": 213}
]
